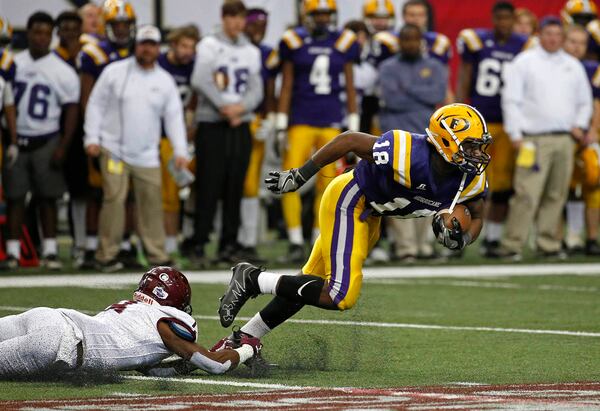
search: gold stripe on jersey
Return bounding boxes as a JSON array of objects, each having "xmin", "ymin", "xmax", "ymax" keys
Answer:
[
  {"xmin": 0, "ymin": 49, "xmax": 13, "ymax": 72},
  {"xmin": 593, "ymin": 66, "xmax": 600, "ymax": 88},
  {"xmin": 282, "ymin": 29, "xmax": 303, "ymax": 50},
  {"xmin": 393, "ymin": 130, "xmax": 412, "ymax": 188},
  {"xmin": 587, "ymin": 19, "xmax": 600, "ymax": 44},
  {"xmin": 80, "ymin": 33, "xmax": 99, "ymax": 45},
  {"xmin": 82, "ymin": 42, "xmax": 108, "ymax": 65},
  {"xmin": 335, "ymin": 29, "xmax": 357, "ymax": 53},
  {"xmin": 458, "ymin": 29, "xmax": 483, "ymax": 52},
  {"xmin": 373, "ymin": 31, "xmax": 399, "ymax": 53},
  {"xmin": 431, "ymin": 33, "xmax": 450, "ymax": 56},
  {"xmin": 459, "ymin": 172, "xmax": 487, "ymax": 201},
  {"xmin": 266, "ymin": 49, "xmax": 280, "ymax": 70}
]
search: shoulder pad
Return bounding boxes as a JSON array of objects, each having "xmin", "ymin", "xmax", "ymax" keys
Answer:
[
  {"xmin": 281, "ymin": 29, "xmax": 304, "ymax": 50},
  {"xmin": 592, "ymin": 65, "xmax": 600, "ymax": 88},
  {"xmin": 373, "ymin": 31, "xmax": 399, "ymax": 53},
  {"xmin": 80, "ymin": 33, "xmax": 99, "ymax": 46},
  {"xmin": 81, "ymin": 42, "xmax": 108, "ymax": 65},
  {"xmin": 588, "ymin": 20, "xmax": 600, "ymax": 44},
  {"xmin": 459, "ymin": 172, "xmax": 487, "ymax": 202},
  {"xmin": 0, "ymin": 49, "xmax": 14, "ymax": 72},
  {"xmin": 265, "ymin": 48, "xmax": 280, "ymax": 70},
  {"xmin": 335, "ymin": 29, "xmax": 357, "ymax": 53},
  {"xmin": 458, "ymin": 29, "xmax": 483, "ymax": 52},
  {"xmin": 392, "ymin": 130, "xmax": 413, "ymax": 189},
  {"xmin": 430, "ymin": 32, "xmax": 451, "ymax": 56}
]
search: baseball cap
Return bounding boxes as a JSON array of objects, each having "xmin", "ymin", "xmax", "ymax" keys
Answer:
[{"xmin": 136, "ymin": 25, "xmax": 161, "ymax": 43}]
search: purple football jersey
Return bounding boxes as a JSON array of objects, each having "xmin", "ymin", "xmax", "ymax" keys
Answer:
[
  {"xmin": 79, "ymin": 40, "xmax": 130, "ymax": 79},
  {"xmin": 279, "ymin": 27, "xmax": 360, "ymax": 127},
  {"xmin": 353, "ymin": 130, "xmax": 487, "ymax": 218},
  {"xmin": 458, "ymin": 29, "xmax": 529, "ymax": 123},
  {"xmin": 583, "ymin": 59, "xmax": 600, "ymax": 100},
  {"xmin": 157, "ymin": 52, "xmax": 194, "ymax": 107},
  {"xmin": 0, "ymin": 48, "xmax": 16, "ymax": 83}
]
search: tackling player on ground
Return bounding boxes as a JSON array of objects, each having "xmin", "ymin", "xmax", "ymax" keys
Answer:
[
  {"xmin": 217, "ymin": 104, "xmax": 491, "ymax": 351},
  {"xmin": 456, "ymin": 1, "xmax": 533, "ymax": 257},
  {"xmin": 0, "ymin": 267, "xmax": 261, "ymax": 378}
]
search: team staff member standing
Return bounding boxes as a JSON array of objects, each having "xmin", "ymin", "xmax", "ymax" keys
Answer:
[
  {"xmin": 84, "ymin": 25, "xmax": 189, "ymax": 272},
  {"xmin": 191, "ymin": 0, "xmax": 262, "ymax": 264},
  {"xmin": 500, "ymin": 17, "xmax": 593, "ymax": 260},
  {"xmin": 4, "ymin": 12, "xmax": 79, "ymax": 270}
]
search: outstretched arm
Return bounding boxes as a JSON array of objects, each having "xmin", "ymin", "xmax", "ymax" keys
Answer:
[{"xmin": 266, "ymin": 131, "xmax": 378, "ymax": 194}]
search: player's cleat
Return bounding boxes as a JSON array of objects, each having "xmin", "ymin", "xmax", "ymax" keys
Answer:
[
  {"xmin": 585, "ymin": 240, "xmax": 600, "ymax": 256},
  {"xmin": 118, "ymin": 248, "xmax": 143, "ymax": 269},
  {"xmin": 278, "ymin": 244, "xmax": 304, "ymax": 264},
  {"xmin": 218, "ymin": 263, "xmax": 262, "ymax": 327},
  {"xmin": 96, "ymin": 259, "xmax": 124, "ymax": 273},
  {"xmin": 211, "ymin": 327, "xmax": 271, "ymax": 376},
  {"xmin": 43, "ymin": 255, "xmax": 63, "ymax": 271}
]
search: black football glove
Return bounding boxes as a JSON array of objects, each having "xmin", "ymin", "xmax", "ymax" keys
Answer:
[
  {"xmin": 265, "ymin": 169, "xmax": 307, "ymax": 194},
  {"xmin": 432, "ymin": 214, "xmax": 469, "ymax": 250}
]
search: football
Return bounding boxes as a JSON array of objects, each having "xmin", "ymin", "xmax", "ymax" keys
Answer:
[{"xmin": 437, "ymin": 204, "xmax": 472, "ymax": 232}]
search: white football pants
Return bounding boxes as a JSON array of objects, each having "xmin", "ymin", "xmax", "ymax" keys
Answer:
[{"xmin": 0, "ymin": 308, "xmax": 80, "ymax": 377}]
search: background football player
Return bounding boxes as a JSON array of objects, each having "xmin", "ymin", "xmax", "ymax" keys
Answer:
[
  {"xmin": 275, "ymin": 0, "xmax": 360, "ymax": 263},
  {"xmin": 157, "ymin": 25, "xmax": 200, "ymax": 259},
  {"xmin": 0, "ymin": 267, "xmax": 262, "ymax": 377},
  {"xmin": 562, "ymin": 24, "xmax": 600, "ymax": 255},
  {"xmin": 456, "ymin": 1, "xmax": 533, "ymax": 257},
  {"xmin": 79, "ymin": 0, "xmax": 137, "ymax": 269},
  {"xmin": 561, "ymin": 0, "xmax": 600, "ymax": 59},
  {"xmin": 0, "ymin": 16, "xmax": 18, "ymax": 178},
  {"xmin": 217, "ymin": 104, "xmax": 490, "ymax": 354},
  {"xmin": 236, "ymin": 7, "xmax": 279, "ymax": 264}
]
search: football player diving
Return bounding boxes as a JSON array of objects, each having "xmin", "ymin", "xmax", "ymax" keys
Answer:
[
  {"xmin": 217, "ymin": 104, "xmax": 491, "ymax": 354},
  {"xmin": 0, "ymin": 267, "xmax": 262, "ymax": 378}
]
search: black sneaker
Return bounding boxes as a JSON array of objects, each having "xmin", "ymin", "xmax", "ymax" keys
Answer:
[
  {"xmin": 0, "ymin": 256, "xmax": 19, "ymax": 270},
  {"xmin": 585, "ymin": 240, "xmax": 600, "ymax": 256},
  {"xmin": 236, "ymin": 247, "xmax": 267, "ymax": 265},
  {"xmin": 43, "ymin": 255, "xmax": 63, "ymax": 271},
  {"xmin": 278, "ymin": 244, "xmax": 304, "ymax": 264},
  {"xmin": 96, "ymin": 259, "xmax": 124, "ymax": 273},
  {"xmin": 118, "ymin": 249, "xmax": 142, "ymax": 269},
  {"xmin": 218, "ymin": 262, "xmax": 262, "ymax": 327},
  {"xmin": 80, "ymin": 250, "xmax": 97, "ymax": 269},
  {"xmin": 482, "ymin": 240, "xmax": 500, "ymax": 258},
  {"xmin": 180, "ymin": 238, "xmax": 196, "ymax": 258}
]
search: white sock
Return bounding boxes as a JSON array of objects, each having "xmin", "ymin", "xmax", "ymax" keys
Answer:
[
  {"xmin": 238, "ymin": 197, "xmax": 259, "ymax": 248},
  {"xmin": 288, "ymin": 227, "xmax": 303, "ymax": 245},
  {"xmin": 311, "ymin": 227, "xmax": 320, "ymax": 244},
  {"xmin": 85, "ymin": 235, "xmax": 98, "ymax": 251},
  {"xmin": 485, "ymin": 221, "xmax": 503, "ymax": 242},
  {"xmin": 165, "ymin": 236, "xmax": 178, "ymax": 254},
  {"xmin": 7, "ymin": 239, "xmax": 20, "ymax": 259},
  {"xmin": 120, "ymin": 240, "xmax": 131, "ymax": 251},
  {"xmin": 240, "ymin": 313, "xmax": 272, "ymax": 338},
  {"xmin": 70, "ymin": 199, "xmax": 86, "ymax": 249},
  {"xmin": 566, "ymin": 201, "xmax": 585, "ymax": 235},
  {"xmin": 257, "ymin": 271, "xmax": 282, "ymax": 295},
  {"xmin": 42, "ymin": 238, "xmax": 58, "ymax": 257}
]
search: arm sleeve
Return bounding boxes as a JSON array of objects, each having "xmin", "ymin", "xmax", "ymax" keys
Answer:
[
  {"xmin": 501, "ymin": 60, "xmax": 526, "ymax": 141},
  {"xmin": 189, "ymin": 351, "xmax": 231, "ymax": 375},
  {"xmin": 190, "ymin": 39, "xmax": 226, "ymax": 108},
  {"xmin": 163, "ymin": 79, "xmax": 189, "ymax": 159},
  {"xmin": 404, "ymin": 63, "xmax": 448, "ymax": 106},
  {"xmin": 83, "ymin": 69, "xmax": 111, "ymax": 147},
  {"xmin": 241, "ymin": 51, "xmax": 264, "ymax": 112},
  {"xmin": 575, "ymin": 64, "xmax": 594, "ymax": 129}
]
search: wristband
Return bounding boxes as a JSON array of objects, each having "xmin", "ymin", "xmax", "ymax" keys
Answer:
[
  {"xmin": 234, "ymin": 344, "xmax": 254, "ymax": 363},
  {"xmin": 297, "ymin": 158, "xmax": 321, "ymax": 182},
  {"xmin": 275, "ymin": 113, "xmax": 288, "ymax": 130}
]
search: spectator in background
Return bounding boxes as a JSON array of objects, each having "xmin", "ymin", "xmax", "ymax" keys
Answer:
[
  {"xmin": 84, "ymin": 25, "xmax": 189, "ymax": 272},
  {"xmin": 4, "ymin": 12, "xmax": 79, "ymax": 270},
  {"xmin": 79, "ymin": 0, "xmax": 137, "ymax": 269},
  {"xmin": 0, "ymin": 16, "xmax": 19, "ymax": 182},
  {"xmin": 237, "ymin": 7, "xmax": 279, "ymax": 264},
  {"xmin": 456, "ymin": 1, "xmax": 533, "ymax": 258},
  {"xmin": 562, "ymin": 24, "xmax": 600, "ymax": 255},
  {"xmin": 79, "ymin": 2, "xmax": 103, "ymax": 44},
  {"xmin": 499, "ymin": 17, "xmax": 593, "ymax": 260},
  {"xmin": 157, "ymin": 24, "xmax": 200, "ymax": 259},
  {"xmin": 190, "ymin": 0, "xmax": 262, "ymax": 265},
  {"xmin": 378, "ymin": 23, "xmax": 447, "ymax": 262},
  {"xmin": 514, "ymin": 8, "xmax": 538, "ymax": 36}
]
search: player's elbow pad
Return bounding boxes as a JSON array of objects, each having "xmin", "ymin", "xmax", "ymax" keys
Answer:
[{"xmin": 189, "ymin": 352, "xmax": 231, "ymax": 375}]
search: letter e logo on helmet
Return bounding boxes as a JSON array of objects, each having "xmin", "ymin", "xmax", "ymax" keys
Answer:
[{"xmin": 441, "ymin": 115, "xmax": 470, "ymax": 133}]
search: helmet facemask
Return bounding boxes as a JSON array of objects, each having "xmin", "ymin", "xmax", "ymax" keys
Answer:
[{"xmin": 439, "ymin": 117, "xmax": 492, "ymax": 175}]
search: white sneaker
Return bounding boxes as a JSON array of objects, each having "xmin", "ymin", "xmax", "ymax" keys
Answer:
[
  {"xmin": 43, "ymin": 255, "xmax": 63, "ymax": 271},
  {"xmin": 369, "ymin": 247, "xmax": 390, "ymax": 263}
]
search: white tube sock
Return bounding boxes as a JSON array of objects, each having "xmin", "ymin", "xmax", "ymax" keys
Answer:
[
  {"xmin": 485, "ymin": 221, "xmax": 503, "ymax": 242},
  {"xmin": 85, "ymin": 236, "xmax": 98, "ymax": 251},
  {"xmin": 240, "ymin": 313, "xmax": 272, "ymax": 338},
  {"xmin": 42, "ymin": 238, "xmax": 58, "ymax": 257},
  {"xmin": 6, "ymin": 240, "xmax": 20, "ymax": 259},
  {"xmin": 257, "ymin": 272, "xmax": 282, "ymax": 295},
  {"xmin": 288, "ymin": 227, "xmax": 303, "ymax": 245},
  {"xmin": 165, "ymin": 236, "xmax": 178, "ymax": 254}
]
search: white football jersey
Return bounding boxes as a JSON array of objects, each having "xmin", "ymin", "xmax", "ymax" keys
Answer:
[
  {"xmin": 58, "ymin": 300, "xmax": 197, "ymax": 371},
  {"xmin": 14, "ymin": 50, "xmax": 79, "ymax": 138}
]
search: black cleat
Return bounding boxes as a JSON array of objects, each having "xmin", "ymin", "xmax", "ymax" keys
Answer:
[{"xmin": 218, "ymin": 263, "xmax": 262, "ymax": 327}]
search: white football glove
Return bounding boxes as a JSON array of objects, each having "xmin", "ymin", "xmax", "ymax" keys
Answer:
[{"xmin": 265, "ymin": 169, "xmax": 307, "ymax": 194}]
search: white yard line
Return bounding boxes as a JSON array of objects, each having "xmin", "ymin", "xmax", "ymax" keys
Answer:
[
  {"xmin": 1, "ymin": 305, "xmax": 599, "ymax": 338},
  {"xmin": 123, "ymin": 375, "xmax": 312, "ymax": 390},
  {"xmin": 369, "ymin": 279, "xmax": 599, "ymax": 293},
  {"xmin": 0, "ymin": 263, "xmax": 600, "ymax": 288}
]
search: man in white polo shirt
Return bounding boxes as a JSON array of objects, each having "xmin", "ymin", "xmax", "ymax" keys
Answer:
[
  {"xmin": 499, "ymin": 16, "xmax": 593, "ymax": 260},
  {"xmin": 84, "ymin": 25, "xmax": 189, "ymax": 272}
]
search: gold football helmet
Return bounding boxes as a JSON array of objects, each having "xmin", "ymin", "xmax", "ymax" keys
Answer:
[
  {"xmin": 0, "ymin": 16, "xmax": 13, "ymax": 45},
  {"xmin": 426, "ymin": 104, "xmax": 492, "ymax": 175},
  {"xmin": 103, "ymin": 0, "xmax": 136, "ymax": 46},
  {"xmin": 363, "ymin": 0, "xmax": 395, "ymax": 32},
  {"xmin": 561, "ymin": 0, "xmax": 598, "ymax": 25}
]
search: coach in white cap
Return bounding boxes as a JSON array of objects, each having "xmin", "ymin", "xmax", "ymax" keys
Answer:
[{"xmin": 84, "ymin": 24, "xmax": 189, "ymax": 272}]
